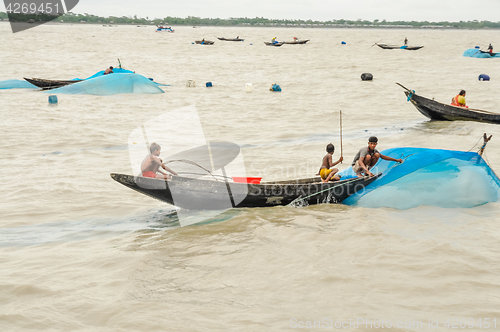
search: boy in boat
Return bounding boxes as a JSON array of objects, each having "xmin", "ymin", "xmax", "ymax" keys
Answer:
[
  {"xmin": 451, "ymin": 90, "xmax": 468, "ymax": 108},
  {"xmin": 352, "ymin": 136, "xmax": 403, "ymax": 177},
  {"xmin": 104, "ymin": 66, "xmax": 113, "ymax": 75},
  {"xmin": 317, "ymin": 143, "xmax": 343, "ymax": 183},
  {"xmin": 141, "ymin": 142, "xmax": 178, "ymax": 180}
]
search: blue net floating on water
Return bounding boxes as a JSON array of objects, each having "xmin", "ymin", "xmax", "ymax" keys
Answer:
[
  {"xmin": 463, "ymin": 48, "xmax": 500, "ymax": 58},
  {"xmin": 339, "ymin": 147, "xmax": 500, "ymax": 209},
  {"xmin": 46, "ymin": 73, "xmax": 165, "ymax": 95},
  {"xmin": 0, "ymin": 79, "xmax": 37, "ymax": 90}
]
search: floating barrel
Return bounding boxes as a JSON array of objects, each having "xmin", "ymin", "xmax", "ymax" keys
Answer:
[
  {"xmin": 361, "ymin": 73, "xmax": 373, "ymax": 81},
  {"xmin": 475, "ymin": 46, "xmax": 480, "ymax": 49},
  {"xmin": 246, "ymin": 83, "xmax": 253, "ymax": 92},
  {"xmin": 479, "ymin": 74, "xmax": 490, "ymax": 81},
  {"xmin": 341, "ymin": 41, "xmax": 346, "ymax": 45},
  {"xmin": 48, "ymin": 95, "xmax": 58, "ymax": 104},
  {"xmin": 206, "ymin": 82, "xmax": 212, "ymax": 87}
]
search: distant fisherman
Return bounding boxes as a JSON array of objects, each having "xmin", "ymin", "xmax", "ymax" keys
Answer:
[
  {"xmin": 352, "ymin": 137, "xmax": 402, "ymax": 177},
  {"xmin": 451, "ymin": 90, "xmax": 468, "ymax": 108},
  {"xmin": 272, "ymin": 37, "xmax": 278, "ymax": 44},
  {"xmin": 488, "ymin": 43, "xmax": 494, "ymax": 53},
  {"xmin": 141, "ymin": 142, "xmax": 178, "ymax": 179},
  {"xmin": 404, "ymin": 37, "xmax": 408, "ymax": 45},
  {"xmin": 104, "ymin": 66, "xmax": 113, "ymax": 75}
]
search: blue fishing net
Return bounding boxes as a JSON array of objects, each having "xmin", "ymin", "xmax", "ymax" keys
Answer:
[
  {"xmin": 339, "ymin": 147, "xmax": 500, "ymax": 209},
  {"xmin": 0, "ymin": 79, "xmax": 37, "ymax": 90},
  {"xmin": 463, "ymin": 48, "xmax": 500, "ymax": 58},
  {"xmin": 46, "ymin": 73, "xmax": 165, "ymax": 95}
]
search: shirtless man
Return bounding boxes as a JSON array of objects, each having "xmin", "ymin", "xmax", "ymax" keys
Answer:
[
  {"xmin": 352, "ymin": 136, "xmax": 402, "ymax": 177},
  {"xmin": 141, "ymin": 142, "xmax": 178, "ymax": 179},
  {"xmin": 317, "ymin": 143, "xmax": 343, "ymax": 183},
  {"xmin": 104, "ymin": 66, "xmax": 113, "ymax": 75}
]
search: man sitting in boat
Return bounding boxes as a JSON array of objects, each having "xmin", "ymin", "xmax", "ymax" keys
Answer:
[
  {"xmin": 141, "ymin": 142, "xmax": 178, "ymax": 179},
  {"xmin": 451, "ymin": 90, "xmax": 468, "ymax": 108},
  {"xmin": 352, "ymin": 137, "xmax": 402, "ymax": 177},
  {"xmin": 104, "ymin": 66, "xmax": 113, "ymax": 75},
  {"xmin": 317, "ymin": 143, "xmax": 343, "ymax": 182},
  {"xmin": 272, "ymin": 37, "xmax": 278, "ymax": 44}
]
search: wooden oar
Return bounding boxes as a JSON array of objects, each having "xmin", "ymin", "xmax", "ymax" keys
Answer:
[{"xmin": 340, "ymin": 110, "xmax": 343, "ymax": 164}]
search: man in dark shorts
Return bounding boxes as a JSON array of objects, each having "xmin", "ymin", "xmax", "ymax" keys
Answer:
[{"xmin": 352, "ymin": 136, "xmax": 403, "ymax": 177}]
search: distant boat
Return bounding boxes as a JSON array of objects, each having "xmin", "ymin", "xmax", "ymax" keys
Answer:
[
  {"xmin": 283, "ymin": 39, "xmax": 310, "ymax": 44},
  {"xmin": 217, "ymin": 37, "xmax": 244, "ymax": 41},
  {"xmin": 195, "ymin": 40, "xmax": 215, "ymax": 45},
  {"xmin": 264, "ymin": 42, "xmax": 285, "ymax": 47},
  {"xmin": 376, "ymin": 43, "xmax": 423, "ymax": 50},
  {"xmin": 156, "ymin": 26, "xmax": 174, "ymax": 32},
  {"xmin": 399, "ymin": 83, "xmax": 500, "ymax": 124}
]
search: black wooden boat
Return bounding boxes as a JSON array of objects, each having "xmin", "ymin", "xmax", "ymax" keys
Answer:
[
  {"xmin": 264, "ymin": 42, "xmax": 285, "ymax": 47},
  {"xmin": 399, "ymin": 83, "xmax": 500, "ymax": 124},
  {"xmin": 283, "ymin": 39, "xmax": 310, "ymax": 44},
  {"xmin": 480, "ymin": 50, "xmax": 498, "ymax": 56},
  {"xmin": 24, "ymin": 77, "xmax": 82, "ymax": 90},
  {"xmin": 376, "ymin": 43, "xmax": 424, "ymax": 50},
  {"xmin": 110, "ymin": 173, "xmax": 379, "ymax": 210},
  {"xmin": 195, "ymin": 40, "xmax": 215, "ymax": 45},
  {"xmin": 217, "ymin": 37, "xmax": 244, "ymax": 41}
]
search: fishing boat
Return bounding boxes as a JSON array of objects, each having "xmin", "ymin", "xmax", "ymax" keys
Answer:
[
  {"xmin": 156, "ymin": 26, "xmax": 174, "ymax": 32},
  {"xmin": 217, "ymin": 37, "xmax": 244, "ymax": 41},
  {"xmin": 110, "ymin": 173, "xmax": 379, "ymax": 210},
  {"xmin": 23, "ymin": 78, "xmax": 82, "ymax": 90},
  {"xmin": 375, "ymin": 43, "xmax": 423, "ymax": 50},
  {"xmin": 195, "ymin": 40, "xmax": 215, "ymax": 45},
  {"xmin": 283, "ymin": 39, "xmax": 310, "ymax": 44},
  {"xmin": 264, "ymin": 42, "xmax": 285, "ymax": 47},
  {"xmin": 398, "ymin": 83, "xmax": 500, "ymax": 124}
]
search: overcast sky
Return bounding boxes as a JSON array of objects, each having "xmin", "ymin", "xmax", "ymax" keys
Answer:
[{"xmin": 3, "ymin": 0, "xmax": 500, "ymax": 22}]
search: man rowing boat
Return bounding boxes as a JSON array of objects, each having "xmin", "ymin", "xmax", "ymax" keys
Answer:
[{"xmin": 141, "ymin": 142, "xmax": 178, "ymax": 179}]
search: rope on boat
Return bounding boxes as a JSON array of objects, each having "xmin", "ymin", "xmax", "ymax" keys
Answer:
[
  {"xmin": 287, "ymin": 177, "xmax": 367, "ymax": 207},
  {"xmin": 163, "ymin": 159, "xmax": 222, "ymax": 182}
]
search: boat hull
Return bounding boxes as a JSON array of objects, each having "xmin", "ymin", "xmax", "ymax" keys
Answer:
[
  {"xmin": 283, "ymin": 40, "xmax": 310, "ymax": 44},
  {"xmin": 217, "ymin": 37, "xmax": 244, "ymax": 41},
  {"xmin": 195, "ymin": 40, "xmax": 215, "ymax": 45},
  {"xmin": 264, "ymin": 42, "xmax": 285, "ymax": 47},
  {"xmin": 404, "ymin": 90, "xmax": 500, "ymax": 124},
  {"xmin": 24, "ymin": 78, "xmax": 82, "ymax": 90},
  {"xmin": 376, "ymin": 43, "xmax": 423, "ymax": 50},
  {"xmin": 110, "ymin": 173, "xmax": 379, "ymax": 210}
]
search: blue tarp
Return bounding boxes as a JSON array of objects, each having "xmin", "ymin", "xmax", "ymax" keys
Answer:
[
  {"xmin": 463, "ymin": 48, "xmax": 500, "ymax": 58},
  {"xmin": 339, "ymin": 147, "xmax": 500, "ymax": 209},
  {"xmin": 0, "ymin": 79, "xmax": 37, "ymax": 90},
  {"xmin": 46, "ymin": 73, "xmax": 164, "ymax": 95}
]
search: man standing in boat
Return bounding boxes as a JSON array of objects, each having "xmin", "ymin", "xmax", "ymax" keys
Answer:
[
  {"xmin": 404, "ymin": 37, "xmax": 408, "ymax": 46},
  {"xmin": 451, "ymin": 90, "xmax": 468, "ymax": 108},
  {"xmin": 352, "ymin": 137, "xmax": 402, "ymax": 177},
  {"xmin": 141, "ymin": 142, "xmax": 178, "ymax": 179},
  {"xmin": 488, "ymin": 44, "xmax": 494, "ymax": 53}
]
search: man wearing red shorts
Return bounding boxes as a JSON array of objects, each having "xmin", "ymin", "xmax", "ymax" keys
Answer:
[{"xmin": 140, "ymin": 142, "xmax": 178, "ymax": 180}]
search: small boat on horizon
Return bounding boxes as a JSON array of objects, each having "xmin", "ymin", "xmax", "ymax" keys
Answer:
[
  {"xmin": 195, "ymin": 39, "xmax": 215, "ymax": 45},
  {"xmin": 376, "ymin": 43, "xmax": 423, "ymax": 50},
  {"xmin": 283, "ymin": 39, "xmax": 310, "ymax": 44},
  {"xmin": 156, "ymin": 26, "xmax": 174, "ymax": 32},
  {"xmin": 264, "ymin": 41, "xmax": 285, "ymax": 47},
  {"xmin": 217, "ymin": 37, "xmax": 244, "ymax": 41}
]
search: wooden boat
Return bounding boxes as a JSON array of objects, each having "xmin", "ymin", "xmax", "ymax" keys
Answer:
[
  {"xmin": 23, "ymin": 78, "xmax": 82, "ymax": 90},
  {"xmin": 156, "ymin": 26, "xmax": 174, "ymax": 32},
  {"xmin": 264, "ymin": 42, "xmax": 285, "ymax": 47},
  {"xmin": 283, "ymin": 39, "xmax": 310, "ymax": 44},
  {"xmin": 480, "ymin": 50, "xmax": 498, "ymax": 56},
  {"xmin": 110, "ymin": 173, "xmax": 379, "ymax": 210},
  {"xmin": 195, "ymin": 40, "xmax": 215, "ymax": 45},
  {"xmin": 399, "ymin": 83, "xmax": 500, "ymax": 124},
  {"xmin": 376, "ymin": 43, "xmax": 423, "ymax": 50},
  {"xmin": 217, "ymin": 37, "xmax": 244, "ymax": 41}
]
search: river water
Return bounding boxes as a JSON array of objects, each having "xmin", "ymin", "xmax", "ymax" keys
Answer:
[{"xmin": 1, "ymin": 22, "xmax": 500, "ymax": 331}]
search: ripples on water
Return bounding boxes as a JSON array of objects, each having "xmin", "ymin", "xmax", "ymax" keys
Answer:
[{"xmin": 2, "ymin": 23, "xmax": 500, "ymax": 330}]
